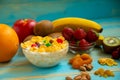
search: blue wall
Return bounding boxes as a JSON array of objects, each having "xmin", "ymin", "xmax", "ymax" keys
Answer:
[{"xmin": 0, "ymin": 0, "xmax": 120, "ymax": 26}]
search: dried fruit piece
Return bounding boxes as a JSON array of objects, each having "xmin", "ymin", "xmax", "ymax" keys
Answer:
[
  {"xmin": 69, "ymin": 54, "xmax": 93, "ymax": 70},
  {"xmin": 104, "ymin": 70, "xmax": 114, "ymax": 77},
  {"xmin": 81, "ymin": 53, "xmax": 92, "ymax": 64},
  {"xmin": 72, "ymin": 58, "xmax": 84, "ymax": 69},
  {"xmin": 94, "ymin": 68, "xmax": 104, "ymax": 76},
  {"xmin": 98, "ymin": 58, "xmax": 118, "ymax": 66},
  {"xmin": 94, "ymin": 68, "xmax": 114, "ymax": 78},
  {"xmin": 69, "ymin": 54, "xmax": 81, "ymax": 64}
]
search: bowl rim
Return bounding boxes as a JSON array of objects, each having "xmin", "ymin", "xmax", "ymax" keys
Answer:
[{"xmin": 69, "ymin": 41, "xmax": 96, "ymax": 48}]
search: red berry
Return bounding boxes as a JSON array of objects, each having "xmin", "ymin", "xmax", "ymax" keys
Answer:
[
  {"xmin": 79, "ymin": 39, "xmax": 90, "ymax": 50},
  {"xmin": 73, "ymin": 28, "xmax": 86, "ymax": 40},
  {"xmin": 116, "ymin": 47, "xmax": 120, "ymax": 56},
  {"xmin": 86, "ymin": 29, "xmax": 99, "ymax": 42},
  {"xmin": 62, "ymin": 27, "xmax": 74, "ymax": 41},
  {"xmin": 112, "ymin": 50, "xmax": 119, "ymax": 59}
]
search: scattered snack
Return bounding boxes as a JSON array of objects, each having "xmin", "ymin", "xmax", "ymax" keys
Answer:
[
  {"xmin": 103, "ymin": 37, "xmax": 120, "ymax": 54},
  {"xmin": 69, "ymin": 53, "xmax": 93, "ymax": 69},
  {"xmin": 65, "ymin": 72, "xmax": 91, "ymax": 80},
  {"xmin": 79, "ymin": 64, "xmax": 93, "ymax": 71},
  {"xmin": 94, "ymin": 68, "xmax": 114, "ymax": 78},
  {"xmin": 98, "ymin": 58, "xmax": 118, "ymax": 66},
  {"xmin": 79, "ymin": 66, "xmax": 87, "ymax": 71}
]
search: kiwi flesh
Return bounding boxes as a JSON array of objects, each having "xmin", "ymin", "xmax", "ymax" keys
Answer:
[{"xmin": 103, "ymin": 37, "xmax": 120, "ymax": 53}]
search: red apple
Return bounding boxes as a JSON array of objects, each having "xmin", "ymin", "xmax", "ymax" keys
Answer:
[{"xmin": 13, "ymin": 19, "xmax": 36, "ymax": 43}]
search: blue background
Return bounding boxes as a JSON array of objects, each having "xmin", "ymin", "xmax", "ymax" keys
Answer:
[
  {"xmin": 0, "ymin": 0, "xmax": 120, "ymax": 80},
  {"xmin": 0, "ymin": 0, "xmax": 120, "ymax": 25}
]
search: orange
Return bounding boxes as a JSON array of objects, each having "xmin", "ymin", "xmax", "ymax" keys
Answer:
[{"xmin": 0, "ymin": 24, "xmax": 19, "ymax": 62}]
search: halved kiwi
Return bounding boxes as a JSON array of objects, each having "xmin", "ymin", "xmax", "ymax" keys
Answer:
[{"xmin": 103, "ymin": 37, "xmax": 120, "ymax": 53}]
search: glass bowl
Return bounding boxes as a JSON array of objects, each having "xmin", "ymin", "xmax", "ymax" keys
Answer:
[
  {"xmin": 69, "ymin": 42, "xmax": 96, "ymax": 54},
  {"xmin": 22, "ymin": 46, "xmax": 68, "ymax": 67}
]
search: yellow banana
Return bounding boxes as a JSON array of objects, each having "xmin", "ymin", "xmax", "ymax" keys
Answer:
[{"xmin": 52, "ymin": 17, "xmax": 103, "ymax": 33}]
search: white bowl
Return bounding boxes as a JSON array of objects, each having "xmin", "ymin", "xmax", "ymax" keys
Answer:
[{"xmin": 22, "ymin": 46, "xmax": 68, "ymax": 67}]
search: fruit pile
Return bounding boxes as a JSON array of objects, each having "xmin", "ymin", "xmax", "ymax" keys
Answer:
[
  {"xmin": 98, "ymin": 58, "xmax": 118, "ymax": 66},
  {"xmin": 12, "ymin": 17, "xmax": 103, "ymax": 54},
  {"xmin": 69, "ymin": 54, "xmax": 92, "ymax": 69},
  {"xmin": 62, "ymin": 27, "xmax": 99, "ymax": 51},
  {"xmin": 94, "ymin": 68, "xmax": 114, "ymax": 78}
]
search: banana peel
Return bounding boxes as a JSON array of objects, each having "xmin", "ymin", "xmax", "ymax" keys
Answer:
[{"xmin": 52, "ymin": 17, "xmax": 103, "ymax": 33}]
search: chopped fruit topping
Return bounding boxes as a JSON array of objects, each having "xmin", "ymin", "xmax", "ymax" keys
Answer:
[
  {"xmin": 45, "ymin": 42, "xmax": 51, "ymax": 47},
  {"xmin": 57, "ymin": 38, "xmax": 63, "ymax": 43},
  {"xmin": 31, "ymin": 44, "xmax": 37, "ymax": 47},
  {"xmin": 21, "ymin": 36, "xmax": 68, "ymax": 52}
]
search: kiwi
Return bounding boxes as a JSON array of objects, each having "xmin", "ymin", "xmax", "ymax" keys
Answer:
[
  {"xmin": 23, "ymin": 35, "xmax": 34, "ymax": 42},
  {"xmin": 48, "ymin": 32, "xmax": 62, "ymax": 38},
  {"xmin": 103, "ymin": 37, "xmax": 120, "ymax": 53},
  {"xmin": 33, "ymin": 20, "xmax": 53, "ymax": 36}
]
